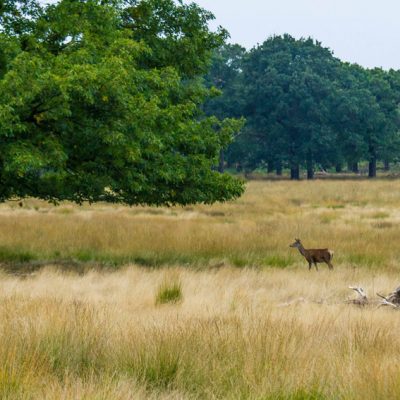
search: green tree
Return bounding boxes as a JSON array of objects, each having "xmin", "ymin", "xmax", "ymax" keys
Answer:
[
  {"xmin": 367, "ymin": 68, "xmax": 400, "ymax": 177},
  {"xmin": 335, "ymin": 64, "xmax": 400, "ymax": 178},
  {"xmin": 240, "ymin": 35, "xmax": 341, "ymax": 179},
  {"xmin": 0, "ymin": 0, "xmax": 244, "ymax": 205},
  {"xmin": 328, "ymin": 64, "xmax": 371, "ymax": 174}
]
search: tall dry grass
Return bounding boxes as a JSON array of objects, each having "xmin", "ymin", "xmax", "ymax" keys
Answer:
[
  {"xmin": 1, "ymin": 180, "xmax": 400, "ymax": 397},
  {"xmin": 1, "ymin": 180, "xmax": 400, "ymax": 269},
  {"xmin": 0, "ymin": 266, "xmax": 400, "ymax": 399}
]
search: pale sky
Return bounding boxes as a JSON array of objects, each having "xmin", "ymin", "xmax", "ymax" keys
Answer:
[
  {"xmin": 40, "ymin": 0, "xmax": 400, "ymax": 70},
  {"xmin": 192, "ymin": 0, "xmax": 400, "ymax": 70}
]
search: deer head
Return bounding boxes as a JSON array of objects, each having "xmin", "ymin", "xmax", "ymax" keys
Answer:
[{"xmin": 289, "ymin": 238, "xmax": 302, "ymax": 248}]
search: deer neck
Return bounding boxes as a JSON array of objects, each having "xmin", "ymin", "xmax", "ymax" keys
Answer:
[{"xmin": 298, "ymin": 244, "xmax": 306, "ymax": 256}]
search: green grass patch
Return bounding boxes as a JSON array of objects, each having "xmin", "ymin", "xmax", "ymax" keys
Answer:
[
  {"xmin": 155, "ymin": 279, "xmax": 182, "ymax": 305},
  {"xmin": 230, "ymin": 256, "xmax": 249, "ymax": 268},
  {"xmin": 0, "ymin": 247, "xmax": 36, "ymax": 263},
  {"xmin": 370, "ymin": 211, "xmax": 390, "ymax": 219},
  {"xmin": 270, "ymin": 388, "xmax": 328, "ymax": 400},
  {"xmin": 262, "ymin": 254, "xmax": 295, "ymax": 268},
  {"xmin": 346, "ymin": 253, "xmax": 386, "ymax": 267},
  {"xmin": 139, "ymin": 349, "xmax": 180, "ymax": 390}
]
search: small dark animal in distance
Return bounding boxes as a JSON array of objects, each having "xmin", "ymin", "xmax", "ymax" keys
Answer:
[{"xmin": 289, "ymin": 238, "xmax": 334, "ymax": 271}]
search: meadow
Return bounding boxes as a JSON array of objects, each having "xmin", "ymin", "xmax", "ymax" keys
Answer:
[
  {"xmin": 1, "ymin": 180, "xmax": 400, "ymax": 398},
  {"xmin": 2, "ymin": 179, "xmax": 400, "ymax": 270}
]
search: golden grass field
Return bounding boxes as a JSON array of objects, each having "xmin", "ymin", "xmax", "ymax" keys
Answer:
[
  {"xmin": 2, "ymin": 179, "xmax": 400, "ymax": 269},
  {"xmin": 1, "ymin": 180, "xmax": 400, "ymax": 398}
]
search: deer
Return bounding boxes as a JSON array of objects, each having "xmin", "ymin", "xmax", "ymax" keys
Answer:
[{"xmin": 289, "ymin": 238, "xmax": 334, "ymax": 271}]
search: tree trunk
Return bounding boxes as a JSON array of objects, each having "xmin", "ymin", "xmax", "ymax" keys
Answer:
[
  {"xmin": 348, "ymin": 162, "xmax": 359, "ymax": 173},
  {"xmin": 218, "ymin": 150, "xmax": 224, "ymax": 173},
  {"xmin": 290, "ymin": 164, "xmax": 300, "ymax": 180},
  {"xmin": 307, "ymin": 166, "xmax": 314, "ymax": 180},
  {"xmin": 384, "ymin": 160, "xmax": 390, "ymax": 171},
  {"xmin": 335, "ymin": 164, "xmax": 342, "ymax": 173},
  {"xmin": 267, "ymin": 160, "xmax": 274, "ymax": 174},
  {"xmin": 368, "ymin": 157, "xmax": 377, "ymax": 178},
  {"xmin": 276, "ymin": 160, "xmax": 282, "ymax": 176},
  {"xmin": 306, "ymin": 156, "xmax": 314, "ymax": 180}
]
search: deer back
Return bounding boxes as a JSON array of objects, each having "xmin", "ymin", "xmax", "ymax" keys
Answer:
[{"xmin": 304, "ymin": 248, "xmax": 332, "ymax": 262}]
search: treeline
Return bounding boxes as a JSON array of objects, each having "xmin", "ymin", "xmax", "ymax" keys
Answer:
[{"xmin": 205, "ymin": 35, "xmax": 400, "ymax": 179}]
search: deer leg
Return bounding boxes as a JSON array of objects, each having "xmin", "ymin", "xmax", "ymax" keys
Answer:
[
  {"xmin": 322, "ymin": 256, "xmax": 334, "ymax": 270},
  {"xmin": 308, "ymin": 261, "xmax": 312, "ymax": 271},
  {"xmin": 314, "ymin": 261, "xmax": 318, "ymax": 271}
]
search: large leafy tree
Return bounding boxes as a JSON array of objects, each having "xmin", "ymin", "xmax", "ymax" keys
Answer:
[{"xmin": 0, "ymin": 0, "xmax": 244, "ymax": 205}]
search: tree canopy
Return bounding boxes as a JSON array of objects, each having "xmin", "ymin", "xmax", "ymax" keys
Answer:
[{"xmin": 0, "ymin": 0, "xmax": 244, "ymax": 204}]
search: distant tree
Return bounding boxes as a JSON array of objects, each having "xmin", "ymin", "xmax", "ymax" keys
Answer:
[
  {"xmin": 328, "ymin": 64, "xmax": 372, "ymax": 174},
  {"xmin": 240, "ymin": 35, "xmax": 341, "ymax": 179},
  {"xmin": 0, "ymin": 0, "xmax": 244, "ymax": 205},
  {"xmin": 335, "ymin": 65, "xmax": 400, "ymax": 178},
  {"xmin": 367, "ymin": 68, "xmax": 400, "ymax": 176},
  {"xmin": 384, "ymin": 69, "xmax": 400, "ymax": 168}
]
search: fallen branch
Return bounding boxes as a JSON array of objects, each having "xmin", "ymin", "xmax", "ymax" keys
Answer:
[
  {"xmin": 346, "ymin": 285, "xmax": 400, "ymax": 309},
  {"xmin": 376, "ymin": 292, "xmax": 400, "ymax": 309},
  {"xmin": 347, "ymin": 286, "xmax": 368, "ymax": 306}
]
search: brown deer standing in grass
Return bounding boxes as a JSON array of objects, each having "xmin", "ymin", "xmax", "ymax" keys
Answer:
[{"xmin": 289, "ymin": 239, "xmax": 334, "ymax": 271}]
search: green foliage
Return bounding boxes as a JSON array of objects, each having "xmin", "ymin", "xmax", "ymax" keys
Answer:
[
  {"xmin": 0, "ymin": 0, "xmax": 244, "ymax": 205},
  {"xmin": 123, "ymin": 0, "xmax": 228, "ymax": 78}
]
